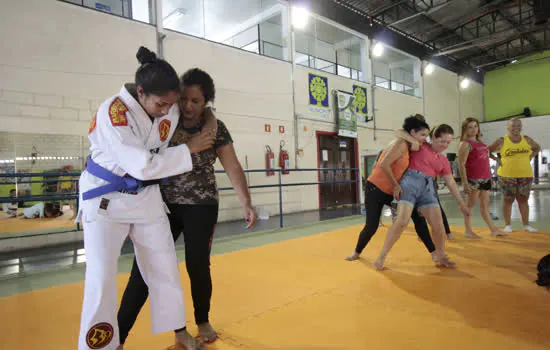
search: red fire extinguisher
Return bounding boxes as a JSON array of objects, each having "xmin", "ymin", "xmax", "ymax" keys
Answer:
[
  {"xmin": 265, "ymin": 145, "xmax": 275, "ymax": 176},
  {"xmin": 279, "ymin": 140, "xmax": 290, "ymax": 175}
]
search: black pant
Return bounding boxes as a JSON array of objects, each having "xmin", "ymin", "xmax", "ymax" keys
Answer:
[
  {"xmin": 433, "ymin": 186, "xmax": 451, "ymax": 234},
  {"xmin": 355, "ymin": 181, "xmax": 436, "ymax": 254},
  {"xmin": 117, "ymin": 204, "xmax": 219, "ymax": 344}
]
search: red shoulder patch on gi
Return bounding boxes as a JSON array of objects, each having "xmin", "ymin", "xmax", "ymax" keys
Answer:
[
  {"xmin": 109, "ymin": 98, "xmax": 129, "ymax": 127},
  {"xmin": 86, "ymin": 322, "xmax": 114, "ymax": 349},
  {"xmin": 159, "ymin": 119, "xmax": 171, "ymax": 142},
  {"xmin": 88, "ymin": 113, "xmax": 97, "ymax": 135}
]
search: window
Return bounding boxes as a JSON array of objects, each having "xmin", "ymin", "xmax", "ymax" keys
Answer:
[
  {"xmin": 61, "ymin": 0, "xmax": 154, "ymax": 24},
  {"xmin": 294, "ymin": 16, "xmax": 366, "ymax": 81},
  {"xmin": 162, "ymin": 0, "xmax": 289, "ymax": 61},
  {"xmin": 242, "ymin": 41, "xmax": 260, "ymax": 54},
  {"xmin": 375, "ymin": 76, "xmax": 389, "ymax": 89},
  {"xmin": 373, "ymin": 45, "xmax": 421, "ymax": 97},
  {"xmin": 337, "ymin": 65, "xmax": 351, "ymax": 78}
]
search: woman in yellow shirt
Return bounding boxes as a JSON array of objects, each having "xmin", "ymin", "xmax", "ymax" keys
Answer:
[{"xmin": 488, "ymin": 118, "xmax": 540, "ymax": 233}]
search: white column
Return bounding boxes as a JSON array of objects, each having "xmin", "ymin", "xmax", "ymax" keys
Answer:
[{"xmin": 154, "ymin": 0, "xmax": 165, "ymax": 58}]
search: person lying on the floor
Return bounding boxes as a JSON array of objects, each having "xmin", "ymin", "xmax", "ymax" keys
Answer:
[
  {"xmin": 2, "ymin": 189, "xmax": 18, "ymax": 218},
  {"xmin": 19, "ymin": 202, "xmax": 63, "ymax": 219}
]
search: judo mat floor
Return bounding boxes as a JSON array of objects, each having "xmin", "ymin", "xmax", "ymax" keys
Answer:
[{"xmin": 1, "ymin": 219, "xmax": 549, "ymax": 350}]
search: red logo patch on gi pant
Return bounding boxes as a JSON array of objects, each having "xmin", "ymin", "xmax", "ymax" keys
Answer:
[
  {"xmin": 159, "ymin": 119, "xmax": 171, "ymax": 142},
  {"xmin": 88, "ymin": 113, "xmax": 97, "ymax": 135},
  {"xmin": 109, "ymin": 98, "xmax": 129, "ymax": 127},
  {"xmin": 86, "ymin": 322, "xmax": 114, "ymax": 349}
]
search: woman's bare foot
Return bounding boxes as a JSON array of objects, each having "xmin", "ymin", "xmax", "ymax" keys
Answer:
[
  {"xmin": 175, "ymin": 329, "xmax": 205, "ymax": 349},
  {"xmin": 198, "ymin": 322, "xmax": 218, "ymax": 344},
  {"xmin": 373, "ymin": 253, "xmax": 387, "ymax": 270},
  {"xmin": 436, "ymin": 256, "xmax": 456, "ymax": 268},
  {"xmin": 345, "ymin": 252, "xmax": 360, "ymax": 261},
  {"xmin": 431, "ymin": 252, "xmax": 449, "ymax": 262},
  {"xmin": 464, "ymin": 231, "xmax": 482, "ymax": 239},
  {"xmin": 490, "ymin": 230, "xmax": 507, "ymax": 237}
]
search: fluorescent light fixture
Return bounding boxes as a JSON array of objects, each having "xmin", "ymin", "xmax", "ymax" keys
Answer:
[
  {"xmin": 292, "ymin": 6, "xmax": 309, "ymax": 29},
  {"xmin": 460, "ymin": 78, "xmax": 470, "ymax": 89},
  {"xmin": 372, "ymin": 42, "xmax": 384, "ymax": 57},
  {"xmin": 424, "ymin": 63, "xmax": 434, "ymax": 75},
  {"xmin": 163, "ymin": 8, "xmax": 187, "ymax": 27}
]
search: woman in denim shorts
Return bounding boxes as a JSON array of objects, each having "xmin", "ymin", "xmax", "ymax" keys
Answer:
[
  {"xmin": 373, "ymin": 124, "xmax": 471, "ymax": 270},
  {"xmin": 345, "ymin": 116, "xmax": 443, "ymax": 263}
]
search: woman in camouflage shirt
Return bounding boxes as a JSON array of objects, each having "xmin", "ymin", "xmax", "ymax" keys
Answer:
[{"xmin": 118, "ymin": 68, "xmax": 256, "ymax": 345}]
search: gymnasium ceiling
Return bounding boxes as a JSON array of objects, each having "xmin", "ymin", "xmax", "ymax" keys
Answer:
[{"xmin": 299, "ymin": 0, "xmax": 550, "ymax": 79}]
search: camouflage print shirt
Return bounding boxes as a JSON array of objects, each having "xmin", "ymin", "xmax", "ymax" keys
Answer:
[{"xmin": 160, "ymin": 119, "xmax": 233, "ymax": 205}]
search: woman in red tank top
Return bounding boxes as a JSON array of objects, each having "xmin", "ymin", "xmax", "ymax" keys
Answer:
[{"xmin": 457, "ymin": 118, "xmax": 505, "ymax": 238}]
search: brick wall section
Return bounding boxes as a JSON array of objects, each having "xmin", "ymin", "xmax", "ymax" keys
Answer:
[{"xmin": 0, "ymin": 89, "xmax": 96, "ymax": 123}]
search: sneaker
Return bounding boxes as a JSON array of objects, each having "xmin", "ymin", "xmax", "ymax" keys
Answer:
[
  {"xmin": 524, "ymin": 225, "xmax": 538, "ymax": 233},
  {"xmin": 503, "ymin": 225, "xmax": 513, "ymax": 233},
  {"xmin": 447, "ymin": 233, "xmax": 455, "ymax": 240},
  {"xmin": 490, "ymin": 212, "xmax": 499, "ymax": 220}
]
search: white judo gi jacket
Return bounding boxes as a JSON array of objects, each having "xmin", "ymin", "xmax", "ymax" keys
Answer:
[{"xmin": 77, "ymin": 85, "xmax": 192, "ymax": 223}]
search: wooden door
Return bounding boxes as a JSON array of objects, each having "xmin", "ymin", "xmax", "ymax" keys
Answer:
[{"xmin": 317, "ymin": 133, "xmax": 358, "ymax": 209}]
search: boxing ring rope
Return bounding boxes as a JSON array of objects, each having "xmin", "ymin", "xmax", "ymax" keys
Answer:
[{"xmin": 0, "ymin": 168, "xmax": 361, "ymax": 231}]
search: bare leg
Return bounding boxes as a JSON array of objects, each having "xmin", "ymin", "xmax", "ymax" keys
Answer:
[
  {"xmin": 464, "ymin": 190, "xmax": 481, "ymax": 238},
  {"xmin": 479, "ymin": 190, "xmax": 506, "ymax": 236},
  {"xmin": 373, "ymin": 203, "xmax": 413, "ymax": 270},
  {"xmin": 516, "ymin": 196, "xmax": 530, "ymax": 226},
  {"xmin": 502, "ymin": 196, "xmax": 515, "ymax": 227},
  {"xmin": 419, "ymin": 206, "xmax": 456, "ymax": 268}
]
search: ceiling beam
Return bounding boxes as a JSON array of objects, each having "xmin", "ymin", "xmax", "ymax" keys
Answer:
[
  {"xmin": 426, "ymin": 0, "xmax": 515, "ymax": 43},
  {"xmin": 457, "ymin": 24, "xmax": 549, "ymax": 62},
  {"xmin": 387, "ymin": 0, "xmax": 454, "ymax": 27},
  {"xmin": 497, "ymin": 3, "xmax": 539, "ymax": 48},
  {"xmin": 474, "ymin": 42, "xmax": 550, "ymax": 68}
]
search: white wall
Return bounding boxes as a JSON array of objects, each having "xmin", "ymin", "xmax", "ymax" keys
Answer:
[
  {"xmin": 480, "ymin": 115, "xmax": 550, "ymax": 149},
  {"xmin": 423, "ymin": 64, "xmax": 461, "ymax": 153},
  {"xmin": 0, "ymin": 1, "xmax": 484, "ymax": 222},
  {"xmin": 0, "ymin": 0, "xmax": 156, "ymax": 136},
  {"xmin": 372, "ymin": 87, "xmax": 423, "ymax": 134},
  {"xmin": 460, "ymin": 80, "xmax": 484, "ymax": 123}
]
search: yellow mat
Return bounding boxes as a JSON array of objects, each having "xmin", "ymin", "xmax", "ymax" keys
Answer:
[
  {"xmin": 0, "ymin": 208, "xmax": 76, "ymax": 234},
  {"xmin": 1, "ymin": 224, "xmax": 549, "ymax": 350}
]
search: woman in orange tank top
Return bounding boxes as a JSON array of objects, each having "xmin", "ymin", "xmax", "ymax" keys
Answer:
[{"xmin": 346, "ymin": 116, "xmax": 438, "ymax": 262}]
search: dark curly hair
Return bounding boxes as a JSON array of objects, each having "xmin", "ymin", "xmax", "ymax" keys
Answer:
[
  {"xmin": 403, "ymin": 115, "xmax": 430, "ymax": 133},
  {"xmin": 180, "ymin": 68, "xmax": 216, "ymax": 103},
  {"xmin": 135, "ymin": 46, "xmax": 179, "ymax": 96}
]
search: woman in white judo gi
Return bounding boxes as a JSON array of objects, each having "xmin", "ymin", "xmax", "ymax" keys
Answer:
[{"xmin": 77, "ymin": 46, "xmax": 215, "ymax": 350}]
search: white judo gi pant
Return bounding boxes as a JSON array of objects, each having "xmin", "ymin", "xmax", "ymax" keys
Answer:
[{"xmin": 78, "ymin": 216, "xmax": 186, "ymax": 350}]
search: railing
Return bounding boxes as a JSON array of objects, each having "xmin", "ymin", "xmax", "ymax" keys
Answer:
[{"xmin": 0, "ymin": 168, "xmax": 360, "ymax": 232}]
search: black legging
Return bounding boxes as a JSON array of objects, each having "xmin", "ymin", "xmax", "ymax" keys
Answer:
[
  {"xmin": 355, "ymin": 181, "xmax": 436, "ymax": 254},
  {"xmin": 117, "ymin": 204, "xmax": 219, "ymax": 345},
  {"xmin": 434, "ymin": 188, "xmax": 451, "ymax": 234}
]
